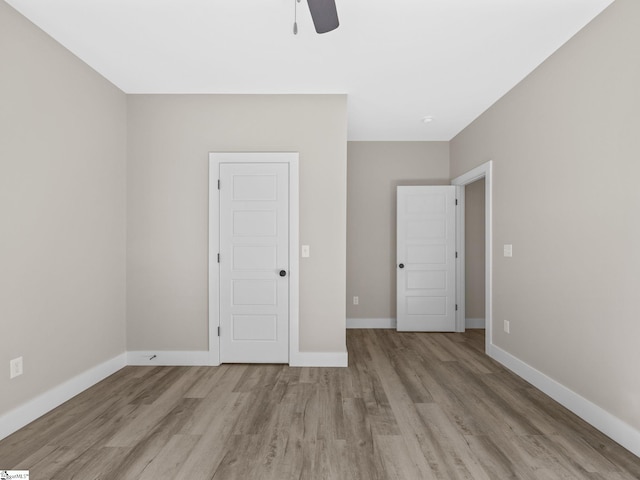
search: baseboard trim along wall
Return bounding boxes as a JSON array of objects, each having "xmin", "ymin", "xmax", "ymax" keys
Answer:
[
  {"xmin": 126, "ymin": 350, "xmax": 211, "ymax": 366},
  {"xmin": 0, "ymin": 353, "xmax": 127, "ymax": 441},
  {"xmin": 126, "ymin": 350, "xmax": 349, "ymax": 368},
  {"xmin": 465, "ymin": 317, "xmax": 486, "ymax": 329},
  {"xmin": 488, "ymin": 344, "xmax": 640, "ymax": 459},
  {"xmin": 346, "ymin": 318, "xmax": 396, "ymax": 329},
  {"xmin": 347, "ymin": 317, "xmax": 487, "ymax": 330},
  {"xmin": 290, "ymin": 351, "xmax": 349, "ymax": 367}
]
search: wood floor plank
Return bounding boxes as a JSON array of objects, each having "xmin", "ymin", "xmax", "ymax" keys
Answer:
[
  {"xmin": 375, "ymin": 434, "xmax": 426, "ymax": 480},
  {"xmin": 382, "ymin": 345, "xmax": 435, "ymax": 404},
  {"xmin": 448, "ymin": 374, "xmax": 545, "ymax": 437},
  {"xmin": 347, "ymin": 330, "xmax": 400, "ymax": 436},
  {"xmin": 10, "ymin": 443, "xmax": 58, "ymax": 471},
  {"xmin": 50, "ymin": 446, "xmax": 130, "ymax": 480},
  {"xmin": 1, "ymin": 329, "xmax": 639, "ymax": 479},
  {"xmin": 52, "ymin": 403, "xmax": 140, "ymax": 449},
  {"xmin": 514, "ymin": 434, "xmax": 592, "ymax": 480},
  {"xmin": 463, "ymin": 434, "xmax": 537, "ymax": 480},
  {"xmin": 21, "ymin": 446, "xmax": 89, "ymax": 479},
  {"xmin": 183, "ymin": 364, "xmax": 231, "ymax": 398},
  {"xmin": 137, "ymin": 434, "xmax": 201, "ymax": 480},
  {"xmin": 342, "ymin": 397, "xmax": 386, "ymax": 480},
  {"xmin": 316, "ymin": 368, "xmax": 347, "ymax": 442},
  {"xmin": 444, "ymin": 337, "xmax": 496, "ymax": 376},
  {"xmin": 102, "ymin": 397, "xmax": 201, "ymax": 478},
  {"xmin": 411, "ymin": 358, "xmax": 487, "ymax": 436},
  {"xmin": 415, "ymin": 403, "xmax": 491, "ymax": 480},
  {"xmin": 546, "ymin": 434, "xmax": 634, "ymax": 478},
  {"xmin": 180, "ymin": 365, "xmax": 248, "ymax": 435},
  {"xmin": 104, "ymin": 367, "xmax": 204, "ymax": 448},
  {"xmin": 210, "ymin": 433, "xmax": 262, "ymax": 480},
  {"xmin": 173, "ymin": 392, "xmax": 250, "ymax": 479},
  {"xmin": 365, "ymin": 331, "xmax": 440, "ymax": 479}
]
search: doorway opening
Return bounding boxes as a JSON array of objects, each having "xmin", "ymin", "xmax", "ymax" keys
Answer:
[
  {"xmin": 452, "ymin": 160, "xmax": 493, "ymax": 354},
  {"xmin": 464, "ymin": 178, "xmax": 485, "ymax": 329}
]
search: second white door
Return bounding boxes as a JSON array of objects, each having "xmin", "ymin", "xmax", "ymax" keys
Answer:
[
  {"xmin": 397, "ymin": 186, "xmax": 456, "ymax": 331},
  {"xmin": 219, "ymin": 162, "xmax": 289, "ymax": 363}
]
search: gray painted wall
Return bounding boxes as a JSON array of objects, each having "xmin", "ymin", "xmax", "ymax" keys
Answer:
[
  {"xmin": 0, "ymin": 2, "xmax": 127, "ymax": 415},
  {"xmin": 346, "ymin": 142, "xmax": 450, "ymax": 321},
  {"xmin": 451, "ymin": 0, "xmax": 640, "ymax": 430},
  {"xmin": 127, "ymin": 94, "xmax": 348, "ymax": 353}
]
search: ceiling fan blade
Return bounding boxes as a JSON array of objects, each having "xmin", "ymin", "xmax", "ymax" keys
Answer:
[{"xmin": 307, "ymin": 0, "xmax": 339, "ymax": 34}]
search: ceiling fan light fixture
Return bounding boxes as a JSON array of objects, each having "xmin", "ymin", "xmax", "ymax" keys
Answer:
[{"xmin": 307, "ymin": 0, "xmax": 340, "ymax": 34}]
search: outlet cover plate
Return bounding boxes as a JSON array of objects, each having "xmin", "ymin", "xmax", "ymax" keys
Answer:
[{"xmin": 10, "ymin": 356, "xmax": 23, "ymax": 379}]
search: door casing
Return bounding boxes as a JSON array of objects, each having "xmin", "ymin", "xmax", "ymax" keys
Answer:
[{"xmin": 209, "ymin": 152, "xmax": 299, "ymax": 366}]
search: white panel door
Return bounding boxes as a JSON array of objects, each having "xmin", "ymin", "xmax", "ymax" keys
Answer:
[
  {"xmin": 219, "ymin": 162, "xmax": 289, "ymax": 363},
  {"xmin": 397, "ymin": 186, "xmax": 456, "ymax": 331}
]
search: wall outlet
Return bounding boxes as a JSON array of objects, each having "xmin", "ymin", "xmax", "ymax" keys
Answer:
[
  {"xmin": 10, "ymin": 357, "xmax": 23, "ymax": 379},
  {"xmin": 503, "ymin": 244, "xmax": 513, "ymax": 257},
  {"xmin": 504, "ymin": 320, "xmax": 510, "ymax": 334},
  {"xmin": 353, "ymin": 296, "xmax": 359, "ymax": 305}
]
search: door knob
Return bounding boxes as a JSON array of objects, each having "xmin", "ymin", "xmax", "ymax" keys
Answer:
[
  {"xmin": 279, "ymin": 270, "xmax": 287, "ymax": 277},
  {"xmin": 398, "ymin": 263, "xmax": 405, "ymax": 269}
]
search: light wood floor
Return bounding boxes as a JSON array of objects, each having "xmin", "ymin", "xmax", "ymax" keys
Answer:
[{"xmin": 1, "ymin": 329, "xmax": 639, "ymax": 479}]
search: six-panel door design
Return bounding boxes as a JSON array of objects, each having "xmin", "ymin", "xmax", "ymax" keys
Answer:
[
  {"xmin": 219, "ymin": 162, "xmax": 289, "ymax": 363},
  {"xmin": 397, "ymin": 186, "xmax": 456, "ymax": 331}
]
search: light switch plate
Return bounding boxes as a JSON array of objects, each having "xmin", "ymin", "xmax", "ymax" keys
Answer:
[
  {"xmin": 301, "ymin": 245, "xmax": 310, "ymax": 258},
  {"xmin": 503, "ymin": 244, "xmax": 513, "ymax": 257}
]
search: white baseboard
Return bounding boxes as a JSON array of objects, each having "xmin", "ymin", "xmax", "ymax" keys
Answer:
[
  {"xmin": 127, "ymin": 350, "xmax": 349, "ymax": 368},
  {"xmin": 126, "ymin": 350, "xmax": 211, "ymax": 366},
  {"xmin": 348, "ymin": 317, "xmax": 486, "ymax": 330},
  {"xmin": 290, "ymin": 350, "xmax": 348, "ymax": 367},
  {"xmin": 0, "ymin": 353, "xmax": 126, "ymax": 441},
  {"xmin": 347, "ymin": 318, "xmax": 396, "ymax": 329},
  {"xmin": 488, "ymin": 344, "xmax": 640, "ymax": 458},
  {"xmin": 466, "ymin": 317, "xmax": 486, "ymax": 329}
]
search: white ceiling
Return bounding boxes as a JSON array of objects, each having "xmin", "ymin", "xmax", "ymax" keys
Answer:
[{"xmin": 6, "ymin": 0, "xmax": 614, "ymax": 140}]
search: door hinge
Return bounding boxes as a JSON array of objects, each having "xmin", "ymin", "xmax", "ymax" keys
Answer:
[
  {"xmin": 217, "ymin": 179, "xmax": 220, "ymax": 190},
  {"xmin": 217, "ymin": 326, "xmax": 220, "ymax": 337},
  {"xmin": 455, "ymin": 251, "xmax": 458, "ymax": 259},
  {"xmin": 455, "ymin": 198, "xmax": 458, "ymax": 206},
  {"xmin": 217, "ymin": 253, "xmax": 220, "ymax": 263},
  {"xmin": 455, "ymin": 304, "xmax": 458, "ymax": 311}
]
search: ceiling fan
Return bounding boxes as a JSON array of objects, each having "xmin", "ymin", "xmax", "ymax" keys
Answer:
[{"xmin": 293, "ymin": 0, "xmax": 339, "ymax": 35}]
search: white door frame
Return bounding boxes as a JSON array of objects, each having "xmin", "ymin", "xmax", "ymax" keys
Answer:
[
  {"xmin": 208, "ymin": 152, "xmax": 299, "ymax": 366},
  {"xmin": 451, "ymin": 160, "xmax": 493, "ymax": 354},
  {"xmin": 454, "ymin": 185, "xmax": 465, "ymax": 333}
]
